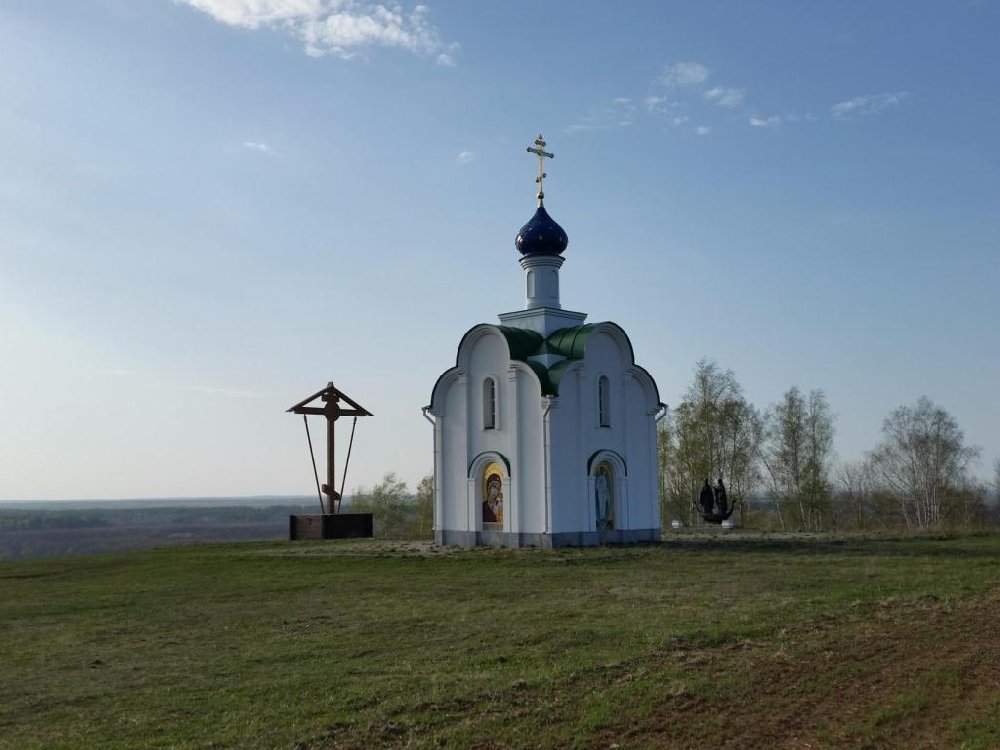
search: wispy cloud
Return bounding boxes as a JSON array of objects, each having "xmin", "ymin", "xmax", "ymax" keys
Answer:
[
  {"xmin": 704, "ymin": 86, "xmax": 744, "ymax": 109},
  {"xmin": 831, "ymin": 91, "xmax": 911, "ymax": 119},
  {"xmin": 456, "ymin": 150, "xmax": 473, "ymax": 166},
  {"xmin": 749, "ymin": 115, "xmax": 782, "ymax": 128},
  {"xmin": 566, "ymin": 97, "xmax": 636, "ymax": 134},
  {"xmin": 660, "ymin": 62, "xmax": 709, "ymax": 88},
  {"xmin": 575, "ymin": 61, "xmax": 904, "ymax": 141},
  {"xmin": 243, "ymin": 141, "xmax": 273, "ymax": 154},
  {"xmin": 648, "ymin": 61, "xmax": 746, "ymax": 135},
  {"xmin": 175, "ymin": 0, "xmax": 459, "ymax": 63},
  {"xmin": 644, "ymin": 95, "xmax": 667, "ymax": 114}
]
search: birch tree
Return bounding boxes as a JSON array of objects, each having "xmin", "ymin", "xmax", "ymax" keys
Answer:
[
  {"xmin": 868, "ymin": 397, "xmax": 979, "ymax": 528},
  {"xmin": 660, "ymin": 359, "xmax": 762, "ymax": 524},
  {"xmin": 835, "ymin": 458, "xmax": 876, "ymax": 530},
  {"xmin": 762, "ymin": 388, "xmax": 835, "ymax": 530}
]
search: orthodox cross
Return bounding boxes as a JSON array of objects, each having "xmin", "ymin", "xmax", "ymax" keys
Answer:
[
  {"xmin": 287, "ymin": 382, "xmax": 372, "ymax": 515},
  {"xmin": 526, "ymin": 134, "xmax": 554, "ymax": 206}
]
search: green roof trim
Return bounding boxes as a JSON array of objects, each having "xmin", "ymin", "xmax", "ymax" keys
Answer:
[
  {"xmin": 546, "ymin": 324, "xmax": 597, "ymax": 359},
  {"xmin": 433, "ymin": 321, "xmax": 658, "ymax": 409},
  {"xmin": 432, "ymin": 322, "xmax": 647, "ymax": 406},
  {"xmin": 524, "ymin": 360, "xmax": 556, "ymax": 395},
  {"xmin": 498, "ymin": 325, "xmax": 598, "ymax": 396},
  {"xmin": 545, "ymin": 359, "xmax": 576, "ymax": 395},
  {"xmin": 496, "ymin": 326, "xmax": 544, "ymax": 361}
]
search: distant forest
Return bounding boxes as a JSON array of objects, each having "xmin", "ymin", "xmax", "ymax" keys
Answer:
[
  {"xmin": 0, "ymin": 504, "xmax": 318, "ymax": 561},
  {"xmin": 0, "ymin": 491, "xmax": 432, "ymax": 561}
]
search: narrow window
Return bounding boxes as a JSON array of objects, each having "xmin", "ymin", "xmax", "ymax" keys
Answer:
[
  {"xmin": 598, "ymin": 375, "xmax": 611, "ymax": 427},
  {"xmin": 483, "ymin": 378, "xmax": 497, "ymax": 429}
]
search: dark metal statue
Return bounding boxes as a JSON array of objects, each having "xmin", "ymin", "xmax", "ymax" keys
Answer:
[
  {"xmin": 699, "ymin": 479, "xmax": 715, "ymax": 516},
  {"xmin": 694, "ymin": 476, "xmax": 736, "ymax": 525},
  {"xmin": 714, "ymin": 477, "xmax": 728, "ymax": 517}
]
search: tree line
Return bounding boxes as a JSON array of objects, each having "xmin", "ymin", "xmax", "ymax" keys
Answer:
[
  {"xmin": 358, "ymin": 357, "xmax": 998, "ymax": 538},
  {"xmin": 346, "ymin": 473, "xmax": 433, "ymax": 539},
  {"xmin": 659, "ymin": 359, "xmax": 997, "ymax": 531}
]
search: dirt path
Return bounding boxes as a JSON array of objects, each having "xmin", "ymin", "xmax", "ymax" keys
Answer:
[{"xmin": 624, "ymin": 591, "xmax": 1000, "ymax": 749}]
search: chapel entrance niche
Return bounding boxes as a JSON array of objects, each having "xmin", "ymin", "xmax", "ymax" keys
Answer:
[
  {"xmin": 481, "ymin": 461, "xmax": 505, "ymax": 530},
  {"xmin": 594, "ymin": 461, "xmax": 615, "ymax": 531}
]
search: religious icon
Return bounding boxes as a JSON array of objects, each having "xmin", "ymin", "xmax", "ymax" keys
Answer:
[
  {"xmin": 595, "ymin": 462, "xmax": 614, "ymax": 530},
  {"xmin": 482, "ymin": 463, "xmax": 504, "ymax": 525}
]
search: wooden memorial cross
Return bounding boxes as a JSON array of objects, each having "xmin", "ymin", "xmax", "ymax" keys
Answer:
[{"xmin": 287, "ymin": 383, "xmax": 372, "ymax": 515}]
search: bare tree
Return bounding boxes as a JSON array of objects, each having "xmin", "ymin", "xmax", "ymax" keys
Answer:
[
  {"xmin": 660, "ymin": 359, "xmax": 762, "ymax": 525},
  {"xmin": 835, "ymin": 458, "xmax": 875, "ymax": 530},
  {"xmin": 868, "ymin": 397, "xmax": 979, "ymax": 528},
  {"xmin": 762, "ymin": 388, "xmax": 835, "ymax": 531}
]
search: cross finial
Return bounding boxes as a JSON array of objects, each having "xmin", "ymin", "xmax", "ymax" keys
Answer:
[{"xmin": 526, "ymin": 134, "xmax": 554, "ymax": 207}]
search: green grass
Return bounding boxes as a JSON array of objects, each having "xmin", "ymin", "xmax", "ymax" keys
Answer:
[{"xmin": 2, "ymin": 533, "xmax": 999, "ymax": 748}]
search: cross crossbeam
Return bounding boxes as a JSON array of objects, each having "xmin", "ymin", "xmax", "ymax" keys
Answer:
[{"xmin": 526, "ymin": 134, "xmax": 554, "ymax": 206}]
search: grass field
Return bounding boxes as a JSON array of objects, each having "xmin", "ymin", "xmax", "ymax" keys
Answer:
[{"xmin": 2, "ymin": 533, "xmax": 999, "ymax": 749}]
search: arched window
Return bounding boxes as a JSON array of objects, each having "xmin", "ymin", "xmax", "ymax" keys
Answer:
[
  {"xmin": 483, "ymin": 377, "xmax": 497, "ymax": 429},
  {"xmin": 598, "ymin": 375, "xmax": 611, "ymax": 427}
]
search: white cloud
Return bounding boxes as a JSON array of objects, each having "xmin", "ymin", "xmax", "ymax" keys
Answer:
[
  {"xmin": 749, "ymin": 115, "xmax": 781, "ymax": 128},
  {"xmin": 695, "ymin": 125, "xmax": 711, "ymax": 136},
  {"xmin": 243, "ymin": 141, "xmax": 273, "ymax": 154},
  {"xmin": 566, "ymin": 98, "xmax": 636, "ymax": 133},
  {"xmin": 671, "ymin": 115, "xmax": 689, "ymax": 126},
  {"xmin": 175, "ymin": 0, "xmax": 457, "ymax": 63},
  {"xmin": 703, "ymin": 86, "xmax": 744, "ymax": 109},
  {"xmin": 660, "ymin": 62, "xmax": 709, "ymax": 88},
  {"xmin": 456, "ymin": 150, "xmax": 473, "ymax": 165},
  {"xmin": 435, "ymin": 45, "xmax": 459, "ymax": 67},
  {"xmin": 831, "ymin": 91, "xmax": 911, "ymax": 119},
  {"xmin": 177, "ymin": 0, "xmax": 325, "ymax": 28},
  {"xmin": 644, "ymin": 95, "xmax": 667, "ymax": 114}
]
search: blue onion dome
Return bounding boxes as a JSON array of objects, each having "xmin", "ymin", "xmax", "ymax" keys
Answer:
[{"xmin": 515, "ymin": 206, "xmax": 569, "ymax": 256}]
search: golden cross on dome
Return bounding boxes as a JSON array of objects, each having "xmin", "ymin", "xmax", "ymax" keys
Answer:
[{"xmin": 526, "ymin": 134, "xmax": 554, "ymax": 206}]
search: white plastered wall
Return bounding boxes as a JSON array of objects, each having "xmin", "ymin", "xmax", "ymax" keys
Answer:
[
  {"xmin": 431, "ymin": 321, "xmax": 660, "ymax": 543},
  {"xmin": 432, "ymin": 326, "xmax": 546, "ymax": 536},
  {"xmin": 546, "ymin": 325, "xmax": 660, "ymax": 534}
]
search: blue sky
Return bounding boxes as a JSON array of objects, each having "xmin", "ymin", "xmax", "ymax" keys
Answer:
[{"xmin": 1, "ymin": 0, "xmax": 997, "ymax": 500}]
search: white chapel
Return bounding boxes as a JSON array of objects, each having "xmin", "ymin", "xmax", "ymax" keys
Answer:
[{"xmin": 424, "ymin": 136, "xmax": 665, "ymax": 547}]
